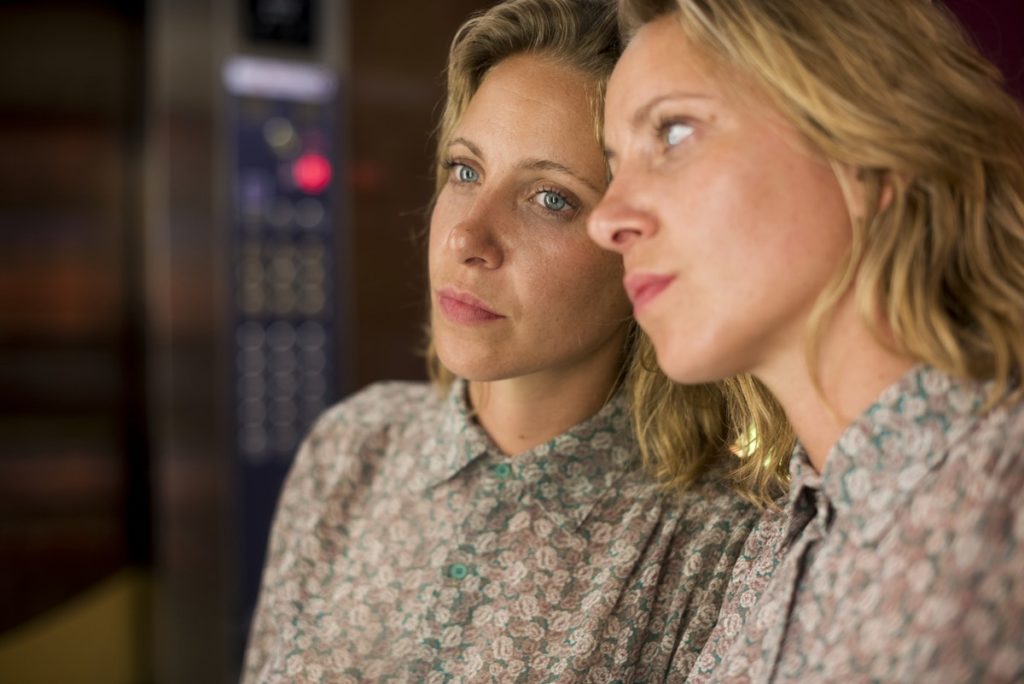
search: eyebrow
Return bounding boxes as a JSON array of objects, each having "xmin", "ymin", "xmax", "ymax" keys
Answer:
[
  {"xmin": 522, "ymin": 159, "xmax": 603, "ymax": 194},
  {"xmin": 447, "ymin": 137, "xmax": 484, "ymax": 160},
  {"xmin": 447, "ymin": 137, "xmax": 603, "ymax": 195},
  {"xmin": 631, "ymin": 91, "xmax": 711, "ymax": 129},
  {"xmin": 605, "ymin": 91, "xmax": 712, "ymax": 161}
]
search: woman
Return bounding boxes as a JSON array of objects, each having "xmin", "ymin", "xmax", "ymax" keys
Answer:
[
  {"xmin": 242, "ymin": 1, "xmax": 782, "ymax": 681},
  {"xmin": 589, "ymin": 0, "xmax": 1024, "ymax": 681}
]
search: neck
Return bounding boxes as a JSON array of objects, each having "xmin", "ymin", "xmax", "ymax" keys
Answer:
[
  {"xmin": 758, "ymin": 302, "xmax": 916, "ymax": 472},
  {"xmin": 468, "ymin": 332, "xmax": 626, "ymax": 456}
]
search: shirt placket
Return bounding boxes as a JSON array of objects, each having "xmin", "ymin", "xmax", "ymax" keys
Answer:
[
  {"xmin": 411, "ymin": 454, "xmax": 526, "ymax": 680},
  {"xmin": 757, "ymin": 487, "xmax": 832, "ymax": 683}
]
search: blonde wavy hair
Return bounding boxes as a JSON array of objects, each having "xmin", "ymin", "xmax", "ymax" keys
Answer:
[
  {"xmin": 424, "ymin": 0, "xmax": 786, "ymax": 504},
  {"xmin": 619, "ymin": 0, "xmax": 1024, "ymax": 458}
]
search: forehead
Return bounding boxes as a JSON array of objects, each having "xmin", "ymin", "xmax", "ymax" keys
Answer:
[
  {"xmin": 614, "ymin": 17, "xmax": 712, "ymax": 90},
  {"xmin": 606, "ymin": 15, "xmax": 723, "ymax": 118},
  {"xmin": 454, "ymin": 54, "xmax": 602, "ymax": 161}
]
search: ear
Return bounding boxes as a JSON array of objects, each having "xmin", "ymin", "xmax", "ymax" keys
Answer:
[
  {"xmin": 872, "ymin": 170, "xmax": 895, "ymax": 213},
  {"xmin": 838, "ymin": 165, "xmax": 894, "ymax": 221}
]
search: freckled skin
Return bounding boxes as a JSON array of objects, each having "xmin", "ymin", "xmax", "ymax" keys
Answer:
[
  {"xmin": 430, "ymin": 54, "xmax": 631, "ymax": 384},
  {"xmin": 588, "ymin": 16, "xmax": 853, "ymax": 387}
]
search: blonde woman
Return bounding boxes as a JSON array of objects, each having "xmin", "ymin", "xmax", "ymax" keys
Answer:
[
  {"xmin": 589, "ymin": 0, "xmax": 1024, "ymax": 680},
  {"xmin": 242, "ymin": 1, "xmax": 782, "ymax": 681}
]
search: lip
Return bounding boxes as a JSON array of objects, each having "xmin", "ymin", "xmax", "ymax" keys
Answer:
[
  {"xmin": 623, "ymin": 272, "xmax": 677, "ymax": 315},
  {"xmin": 436, "ymin": 287, "xmax": 506, "ymax": 324}
]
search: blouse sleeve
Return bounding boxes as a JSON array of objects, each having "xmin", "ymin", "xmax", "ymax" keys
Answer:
[{"xmin": 240, "ymin": 422, "xmax": 325, "ymax": 683}]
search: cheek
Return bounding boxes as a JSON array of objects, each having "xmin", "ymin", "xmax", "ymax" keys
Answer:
[
  {"xmin": 536, "ymin": 239, "xmax": 629, "ymax": 318},
  {"xmin": 660, "ymin": 165, "xmax": 759, "ymax": 270},
  {"xmin": 426, "ymin": 204, "xmax": 448, "ymax": 279},
  {"xmin": 752, "ymin": 165, "xmax": 853, "ymax": 286},
  {"xmin": 679, "ymin": 154, "xmax": 846, "ymax": 268}
]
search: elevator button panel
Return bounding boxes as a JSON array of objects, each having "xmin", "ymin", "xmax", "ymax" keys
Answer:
[{"xmin": 225, "ymin": 56, "xmax": 339, "ymax": 466}]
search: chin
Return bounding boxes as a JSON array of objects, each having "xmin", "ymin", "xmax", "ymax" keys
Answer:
[
  {"xmin": 654, "ymin": 337, "xmax": 730, "ymax": 386},
  {"xmin": 440, "ymin": 363, "xmax": 512, "ymax": 384},
  {"xmin": 435, "ymin": 346, "xmax": 509, "ymax": 383}
]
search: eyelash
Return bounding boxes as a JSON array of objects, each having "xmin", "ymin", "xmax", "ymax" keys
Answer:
[
  {"xmin": 532, "ymin": 186, "xmax": 579, "ymax": 217},
  {"xmin": 441, "ymin": 158, "xmax": 579, "ymax": 217},
  {"xmin": 441, "ymin": 158, "xmax": 478, "ymax": 183},
  {"xmin": 655, "ymin": 117, "xmax": 696, "ymax": 150}
]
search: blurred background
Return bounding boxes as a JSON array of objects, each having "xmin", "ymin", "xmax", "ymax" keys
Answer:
[{"xmin": 0, "ymin": 1, "xmax": 1020, "ymax": 682}]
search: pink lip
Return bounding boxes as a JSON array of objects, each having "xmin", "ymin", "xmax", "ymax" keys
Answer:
[
  {"xmin": 623, "ymin": 273, "xmax": 676, "ymax": 314},
  {"xmin": 437, "ymin": 287, "xmax": 506, "ymax": 324}
]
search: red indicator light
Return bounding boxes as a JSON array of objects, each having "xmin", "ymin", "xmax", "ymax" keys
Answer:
[{"xmin": 292, "ymin": 153, "xmax": 332, "ymax": 194}]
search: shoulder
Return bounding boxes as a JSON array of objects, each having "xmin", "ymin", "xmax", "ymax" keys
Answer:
[
  {"xmin": 642, "ymin": 467, "xmax": 770, "ymax": 574},
  {"xmin": 634, "ymin": 474, "xmax": 779, "ymax": 677},
  {"xmin": 881, "ymin": 396, "xmax": 1024, "ymax": 680},
  {"xmin": 305, "ymin": 380, "xmax": 440, "ymax": 446},
  {"xmin": 613, "ymin": 456, "xmax": 764, "ymax": 518},
  {"xmin": 934, "ymin": 392, "xmax": 1024, "ymax": 526},
  {"xmin": 581, "ymin": 458, "xmax": 766, "ymax": 569},
  {"xmin": 290, "ymin": 380, "xmax": 440, "ymax": 488},
  {"xmin": 670, "ymin": 473, "xmax": 786, "ymax": 575},
  {"xmin": 959, "ymin": 393, "xmax": 1024, "ymax": 474},
  {"xmin": 671, "ymin": 465, "xmax": 767, "ymax": 532},
  {"xmin": 883, "ymin": 401, "xmax": 1023, "ymax": 609},
  {"xmin": 932, "ymin": 393, "xmax": 1024, "ymax": 513},
  {"xmin": 681, "ymin": 500, "xmax": 789, "ymax": 680},
  {"xmin": 663, "ymin": 473, "xmax": 786, "ymax": 592}
]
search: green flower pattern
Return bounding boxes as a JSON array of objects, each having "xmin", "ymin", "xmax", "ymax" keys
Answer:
[
  {"xmin": 690, "ymin": 366, "xmax": 1024, "ymax": 682},
  {"xmin": 242, "ymin": 380, "xmax": 763, "ymax": 683}
]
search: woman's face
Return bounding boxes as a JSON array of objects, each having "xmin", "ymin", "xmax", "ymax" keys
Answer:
[
  {"xmin": 430, "ymin": 54, "xmax": 631, "ymax": 383},
  {"xmin": 588, "ymin": 15, "xmax": 853, "ymax": 385}
]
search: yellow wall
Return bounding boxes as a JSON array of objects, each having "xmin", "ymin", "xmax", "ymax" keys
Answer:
[{"xmin": 0, "ymin": 569, "xmax": 151, "ymax": 684}]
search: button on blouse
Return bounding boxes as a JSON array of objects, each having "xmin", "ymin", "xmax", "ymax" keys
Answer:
[
  {"xmin": 690, "ymin": 366, "xmax": 1024, "ymax": 683},
  {"xmin": 243, "ymin": 379, "xmax": 765, "ymax": 683}
]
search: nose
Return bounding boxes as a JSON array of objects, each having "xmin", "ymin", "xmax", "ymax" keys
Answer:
[
  {"xmin": 446, "ymin": 213, "xmax": 503, "ymax": 269},
  {"xmin": 587, "ymin": 176, "xmax": 655, "ymax": 254}
]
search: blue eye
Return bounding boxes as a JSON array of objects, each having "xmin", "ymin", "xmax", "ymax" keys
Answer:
[
  {"xmin": 662, "ymin": 121, "xmax": 694, "ymax": 147},
  {"xmin": 540, "ymin": 191, "xmax": 568, "ymax": 212},
  {"xmin": 534, "ymin": 189, "xmax": 578, "ymax": 217},
  {"xmin": 455, "ymin": 163, "xmax": 478, "ymax": 183}
]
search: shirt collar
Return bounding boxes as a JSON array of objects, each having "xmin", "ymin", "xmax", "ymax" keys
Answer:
[
  {"xmin": 421, "ymin": 378, "xmax": 640, "ymax": 533},
  {"xmin": 786, "ymin": 364, "xmax": 989, "ymax": 546},
  {"xmin": 421, "ymin": 377, "xmax": 491, "ymax": 486},
  {"xmin": 775, "ymin": 443, "xmax": 832, "ymax": 553}
]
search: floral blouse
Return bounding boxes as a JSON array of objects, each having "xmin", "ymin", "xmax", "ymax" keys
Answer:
[
  {"xmin": 688, "ymin": 366, "xmax": 1024, "ymax": 682},
  {"xmin": 242, "ymin": 380, "xmax": 763, "ymax": 683}
]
